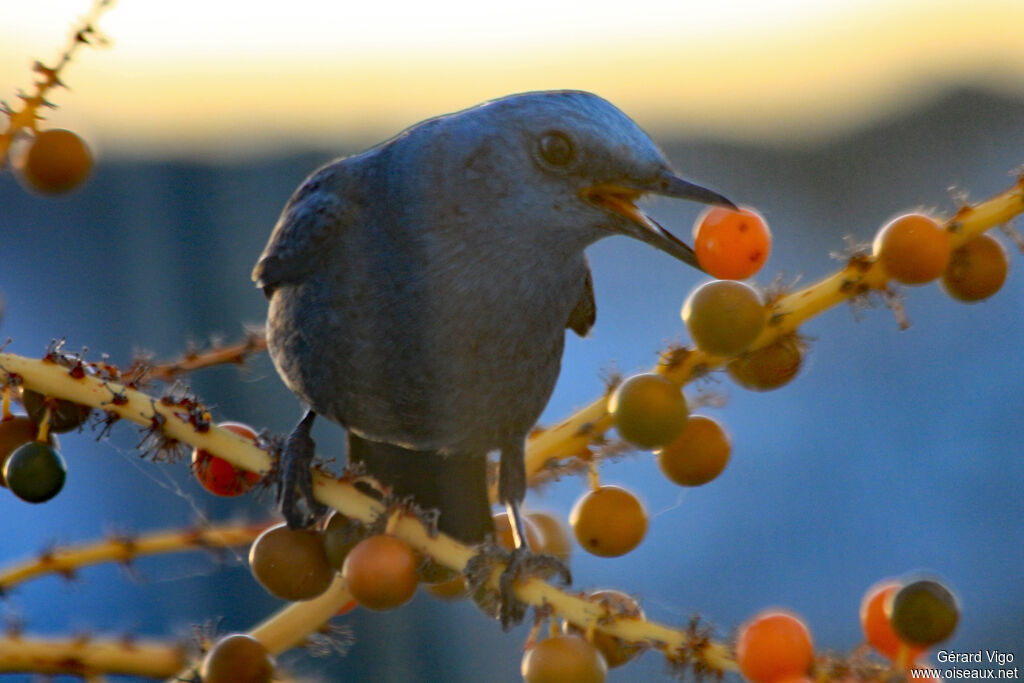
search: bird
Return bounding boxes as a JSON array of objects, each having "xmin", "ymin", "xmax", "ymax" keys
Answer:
[{"xmin": 252, "ymin": 89, "xmax": 734, "ymax": 623}]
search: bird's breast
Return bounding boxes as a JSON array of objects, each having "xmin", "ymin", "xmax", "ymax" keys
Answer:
[{"xmin": 267, "ymin": 233, "xmax": 587, "ymax": 454}]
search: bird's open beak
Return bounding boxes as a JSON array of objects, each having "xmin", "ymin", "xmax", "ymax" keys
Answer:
[{"xmin": 580, "ymin": 171, "xmax": 736, "ymax": 270}]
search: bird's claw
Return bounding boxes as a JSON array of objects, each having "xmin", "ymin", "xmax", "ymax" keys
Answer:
[
  {"xmin": 277, "ymin": 415, "xmax": 328, "ymax": 529},
  {"xmin": 468, "ymin": 544, "xmax": 571, "ymax": 629},
  {"xmin": 500, "ymin": 546, "xmax": 572, "ymax": 629}
]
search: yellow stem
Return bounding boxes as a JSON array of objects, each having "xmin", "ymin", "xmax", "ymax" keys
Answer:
[
  {"xmin": 35, "ymin": 405, "xmax": 51, "ymax": 442},
  {"xmin": 247, "ymin": 575, "xmax": 354, "ymax": 655},
  {"xmin": 0, "ymin": 351, "xmax": 736, "ymax": 672},
  {"xmin": 0, "ymin": 522, "xmax": 268, "ymax": 591},
  {"xmin": 0, "ymin": 634, "xmax": 185, "ymax": 678}
]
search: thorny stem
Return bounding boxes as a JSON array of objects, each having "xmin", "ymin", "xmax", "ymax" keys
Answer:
[
  {"xmin": 0, "ymin": 522, "xmax": 269, "ymax": 592},
  {"xmin": 167, "ymin": 575, "xmax": 355, "ymax": 683},
  {"xmin": 0, "ymin": 352, "xmax": 732, "ymax": 674},
  {"xmin": 135, "ymin": 330, "xmax": 268, "ymax": 383},
  {"xmin": 524, "ymin": 172, "xmax": 1024, "ymax": 478},
  {"xmin": 0, "ymin": 519, "xmax": 352, "ymax": 679},
  {"xmin": 0, "ymin": 634, "xmax": 186, "ymax": 678},
  {"xmin": 0, "ymin": 0, "xmax": 115, "ymax": 165}
]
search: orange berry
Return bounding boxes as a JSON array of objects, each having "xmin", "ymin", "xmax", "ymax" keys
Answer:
[
  {"xmin": 727, "ymin": 336, "xmax": 803, "ymax": 392},
  {"xmin": 342, "ymin": 535, "xmax": 419, "ymax": 610},
  {"xmin": 941, "ymin": 234, "xmax": 1008, "ymax": 302},
  {"xmin": 570, "ymin": 485, "xmax": 647, "ymax": 558},
  {"xmin": 873, "ymin": 213, "xmax": 951, "ymax": 285},
  {"xmin": 860, "ymin": 580, "xmax": 923, "ymax": 662},
  {"xmin": 609, "ymin": 373, "xmax": 689, "ymax": 449},
  {"xmin": 694, "ymin": 206, "xmax": 772, "ymax": 280},
  {"xmin": 493, "ymin": 511, "xmax": 543, "ymax": 551},
  {"xmin": 20, "ymin": 129, "xmax": 93, "ymax": 195},
  {"xmin": 656, "ymin": 415, "xmax": 731, "ymax": 486},
  {"xmin": 191, "ymin": 422, "xmax": 261, "ymax": 497},
  {"xmin": 736, "ymin": 610, "xmax": 814, "ymax": 683},
  {"xmin": 425, "ymin": 573, "xmax": 470, "ymax": 600},
  {"xmin": 526, "ymin": 510, "xmax": 572, "ymax": 562},
  {"xmin": 336, "ymin": 598, "xmax": 358, "ymax": 615},
  {"xmin": 521, "ymin": 635, "xmax": 607, "ymax": 683},
  {"xmin": 201, "ymin": 633, "xmax": 274, "ymax": 683}
]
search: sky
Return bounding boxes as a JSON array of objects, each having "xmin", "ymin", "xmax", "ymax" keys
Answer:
[{"xmin": 3, "ymin": 0, "xmax": 1024, "ymax": 157}]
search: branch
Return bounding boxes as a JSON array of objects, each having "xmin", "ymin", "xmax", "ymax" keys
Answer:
[
  {"xmin": 0, "ymin": 352, "xmax": 733, "ymax": 674},
  {"xmin": 167, "ymin": 576, "xmax": 355, "ymax": 683},
  {"xmin": 0, "ymin": 519, "xmax": 354, "ymax": 679},
  {"xmin": 524, "ymin": 171, "xmax": 1024, "ymax": 478},
  {"xmin": 0, "ymin": 633, "xmax": 185, "ymax": 678},
  {"xmin": 0, "ymin": 0, "xmax": 115, "ymax": 164},
  {"xmin": 0, "ymin": 521, "xmax": 268, "ymax": 593},
  {"xmin": 131, "ymin": 328, "xmax": 268, "ymax": 384}
]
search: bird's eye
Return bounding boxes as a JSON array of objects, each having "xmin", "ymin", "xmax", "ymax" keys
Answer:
[{"xmin": 538, "ymin": 131, "xmax": 575, "ymax": 167}]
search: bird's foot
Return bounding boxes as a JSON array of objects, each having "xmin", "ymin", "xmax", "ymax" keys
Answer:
[
  {"xmin": 277, "ymin": 411, "xmax": 328, "ymax": 529},
  {"xmin": 499, "ymin": 545, "xmax": 571, "ymax": 629},
  {"xmin": 467, "ymin": 543, "xmax": 571, "ymax": 630}
]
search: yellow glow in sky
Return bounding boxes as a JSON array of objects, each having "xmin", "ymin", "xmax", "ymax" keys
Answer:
[{"xmin": 3, "ymin": 0, "xmax": 1023, "ymax": 156}]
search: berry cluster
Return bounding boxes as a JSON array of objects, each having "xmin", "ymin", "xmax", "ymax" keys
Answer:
[
  {"xmin": 861, "ymin": 578, "xmax": 960, "ymax": 670},
  {"xmin": 875, "ymin": 213, "xmax": 1008, "ymax": 301},
  {"xmin": 0, "ymin": 388, "xmax": 91, "ymax": 505}
]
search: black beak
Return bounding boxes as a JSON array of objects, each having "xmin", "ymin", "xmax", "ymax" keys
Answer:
[
  {"xmin": 580, "ymin": 170, "xmax": 736, "ymax": 270},
  {"xmin": 646, "ymin": 172, "xmax": 737, "ymax": 210}
]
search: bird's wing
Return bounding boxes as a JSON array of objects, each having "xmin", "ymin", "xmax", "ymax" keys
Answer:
[
  {"xmin": 251, "ymin": 178, "xmax": 351, "ymax": 296},
  {"xmin": 566, "ymin": 264, "xmax": 596, "ymax": 337}
]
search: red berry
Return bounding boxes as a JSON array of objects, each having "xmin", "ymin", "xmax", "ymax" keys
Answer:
[{"xmin": 191, "ymin": 421, "xmax": 261, "ymax": 497}]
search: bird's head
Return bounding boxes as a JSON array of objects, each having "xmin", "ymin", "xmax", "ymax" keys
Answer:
[{"xmin": 446, "ymin": 90, "xmax": 735, "ymax": 270}]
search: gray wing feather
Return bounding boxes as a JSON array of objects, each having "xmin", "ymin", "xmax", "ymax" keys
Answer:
[
  {"xmin": 566, "ymin": 265, "xmax": 596, "ymax": 337},
  {"xmin": 252, "ymin": 181, "xmax": 349, "ymax": 296}
]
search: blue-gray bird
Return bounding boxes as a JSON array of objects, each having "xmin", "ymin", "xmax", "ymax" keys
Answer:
[{"xmin": 253, "ymin": 90, "xmax": 733, "ymax": 621}]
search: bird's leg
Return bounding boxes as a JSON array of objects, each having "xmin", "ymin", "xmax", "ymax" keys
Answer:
[
  {"xmin": 499, "ymin": 442, "xmax": 530, "ymax": 550},
  {"xmin": 496, "ymin": 443, "xmax": 571, "ymax": 630},
  {"xmin": 277, "ymin": 410, "xmax": 328, "ymax": 529}
]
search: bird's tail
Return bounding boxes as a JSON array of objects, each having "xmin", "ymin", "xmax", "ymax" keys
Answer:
[{"xmin": 347, "ymin": 433, "xmax": 495, "ymax": 544}]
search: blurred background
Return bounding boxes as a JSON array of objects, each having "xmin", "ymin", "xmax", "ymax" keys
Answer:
[{"xmin": 2, "ymin": 0, "xmax": 1023, "ymax": 680}]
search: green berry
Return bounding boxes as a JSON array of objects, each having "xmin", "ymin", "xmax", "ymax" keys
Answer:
[
  {"xmin": 682, "ymin": 280, "xmax": 766, "ymax": 357},
  {"xmin": 890, "ymin": 578, "xmax": 959, "ymax": 646},
  {"xmin": 3, "ymin": 442, "xmax": 67, "ymax": 503}
]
